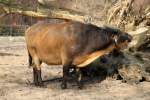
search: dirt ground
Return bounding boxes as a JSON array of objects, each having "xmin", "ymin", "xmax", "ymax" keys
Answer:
[{"xmin": 0, "ymin": 37, "xmax": 150, "ymax": 100}]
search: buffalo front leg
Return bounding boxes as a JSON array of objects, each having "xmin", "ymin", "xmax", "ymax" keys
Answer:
[
  {"xmin": 61, "ymin": 64, "xmax": 70, "ymax": 89},
  {"xmin": 76, "ymin": 68, "xmax": 83, "ymax": 89}
]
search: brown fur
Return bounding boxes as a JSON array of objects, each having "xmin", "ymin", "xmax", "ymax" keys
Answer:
[
  {"xmin": 26, "ymin": 21, "xmax": 106, "ymax": 67},
  {"xmin": 25, "ymin": 20, "xmax": 132, "ymax": 88}
]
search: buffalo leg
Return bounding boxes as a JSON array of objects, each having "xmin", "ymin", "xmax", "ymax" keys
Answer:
[
  {"xmin": 33, "ymin": 67, "xmax": 38, "ymax": 86},
  {"xmin": 61, "ymin": 64, "xmax": 70, "ymax": 89},
  {"xmin": 76, "ymin": 68, "xmax": 83, "ymax": 89},
  {"xmin": 37, "ymin": 68, "xmax": 43, "ymax": 86},
  {"xmin": 33, "ymin": 67, "xmax": 44, "ymax": 87}
]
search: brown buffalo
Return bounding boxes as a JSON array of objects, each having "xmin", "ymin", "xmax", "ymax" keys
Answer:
[{"xmin": 25, "ymin": 20, "xmax": 132, "ymax": 89}]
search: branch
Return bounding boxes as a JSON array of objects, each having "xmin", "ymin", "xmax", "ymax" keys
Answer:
[{"xmin": 0, "ymin": 2, "xmax": 104, "ymax": 27}]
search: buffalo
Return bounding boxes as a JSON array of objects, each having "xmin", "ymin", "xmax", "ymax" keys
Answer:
[{"xmin": 25, "ymin": 20, "xmax": 132, "ymax": 89}]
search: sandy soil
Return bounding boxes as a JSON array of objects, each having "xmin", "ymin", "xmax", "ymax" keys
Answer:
[{"xmin": 0, "ymin": 37, "xmax": 150, "ymax": 100}]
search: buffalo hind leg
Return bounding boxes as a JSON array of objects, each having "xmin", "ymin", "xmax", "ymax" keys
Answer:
[
  {"xmin": 32, "ymin": 57, "xmax": 44, "ymax": 87},
  {"xmin": 76, "ymin": 68, "xmax": 83, "ymax": 89},
  {"xmin": 33, "ymin": 67, "xmax": 38, "ymax": 86},
  {"xmin": 33, "ymin": 67, "xmax": 43, "ymax": 87}
]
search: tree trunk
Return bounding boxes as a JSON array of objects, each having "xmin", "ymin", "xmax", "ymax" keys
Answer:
[{"xmin": 0, "ymin": 1, "xmax": 104, "ymax": 26}]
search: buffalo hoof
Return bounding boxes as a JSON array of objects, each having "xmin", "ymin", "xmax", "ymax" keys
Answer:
[
  {"xmin": 78, "ymin": 83, "xmax": 83, "ymax": 89},
  {"xmin": 39, "ymin": 82, "xmax": 46, "ymax": 87},
  {"xmin": 61, "ymin": 83, "xmax": 67, "ymax": 89},
  {"xmin": 34, "ymin": 82, "xmax": 46, "ymax": 88},
  {"xmin": 78, "ymin": 86, "xmax": 83, "ymax": 89},
  {"xmin": 34, "ymin": 82, "xmax": 39, "ymax": 86}
]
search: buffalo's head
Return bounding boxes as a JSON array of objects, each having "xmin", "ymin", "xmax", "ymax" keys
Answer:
[
  {"xmin": 103, "ymin": 26, "xmax": 132, "ymax": 49},
  {"xmin": 114, "ymin": 32, "xmax": 132, "ymax": 49}
]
